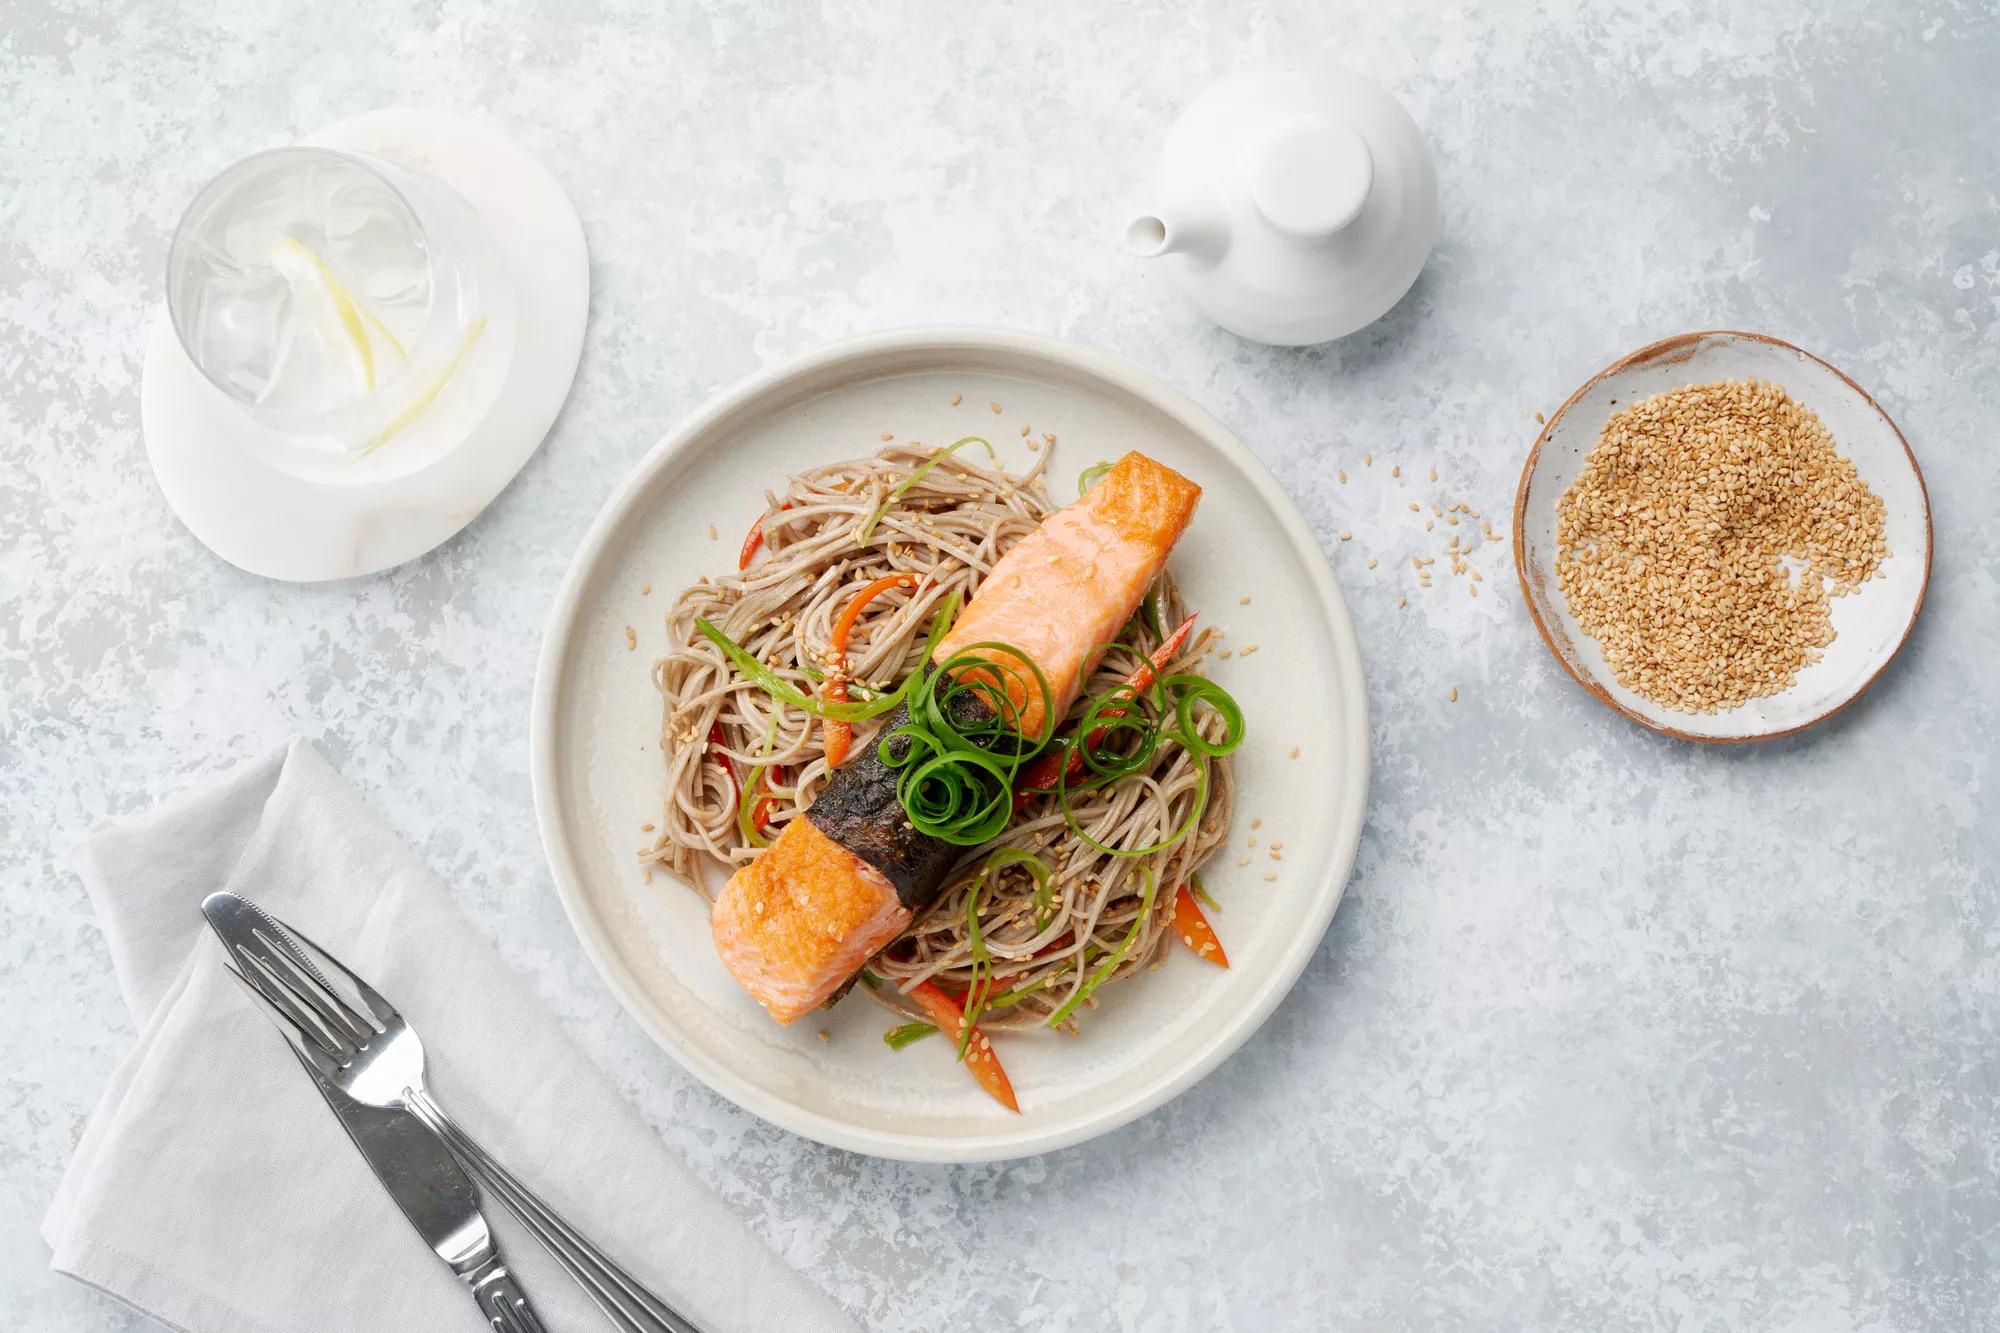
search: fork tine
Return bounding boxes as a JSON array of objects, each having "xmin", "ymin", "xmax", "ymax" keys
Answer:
[
  {"xmin": 279, "ymin": 917, "xmax": 401, "ymax": 1031},
  {"xmin": 233, "ymin": 948, "xmax": 360, "ymax": 1062},
  {"xmin": 249, "ymin": 926, "xmax": 376, "ymax": 1045},
  {"xmin": 220, "ymin": 960, "xmax": 345, "ymax": 1079}
]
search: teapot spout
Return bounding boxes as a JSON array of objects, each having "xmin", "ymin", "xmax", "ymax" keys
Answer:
[{"xmin": 1123, "ymin": 210, "xmax": 1226, "ymax": 264}]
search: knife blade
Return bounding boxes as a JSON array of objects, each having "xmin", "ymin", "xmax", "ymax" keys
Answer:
[
  {"xmin": 293, "ymin": 1052, "xmax": 545, "ymax": 1331},
  {"xmin": 313, "ymin": 1065, "xmax": 492, "ymax": 1271}
]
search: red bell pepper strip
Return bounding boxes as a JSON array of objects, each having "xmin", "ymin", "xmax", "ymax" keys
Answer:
[
  {"xmin": 709, "ymin": 720, "xmax": 776, "ymax": 832},
  {"xmin": 1171, "ymin": 883, "xmax": 1228, "ymax": 968},
  {"xmin": 1014, "ymin": 612, "xmax": 1198, "ymax": 800},
  {"xmin": 822, "ymin": 573, "xmax": 920, "ymax": 768},
  {"xmin": 907, "ymin": 980, "xmax": 1019, "ymax": 1113},
  {"xmin": 737, "ymin": 502, "xmax": 794, "ymax": 570}
]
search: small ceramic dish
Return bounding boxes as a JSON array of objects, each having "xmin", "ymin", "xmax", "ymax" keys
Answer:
[{"xmin": 1513, "ymin": 330, "xmax": 1931, "ymax": 743}]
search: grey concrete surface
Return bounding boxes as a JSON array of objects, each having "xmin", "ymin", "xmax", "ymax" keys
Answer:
[{"xmin": 4, "ymin": 2, "xmax": 1996, "ymax": 1328}]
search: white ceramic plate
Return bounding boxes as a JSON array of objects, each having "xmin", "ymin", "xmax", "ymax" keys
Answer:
[
  {"xmin": 1513, "ymin": 330, "xmax": 1931, "ymax": 743},
  {"xmin": 531, "ymin": 328, "xmax": 1369, "ymax": 1161}
]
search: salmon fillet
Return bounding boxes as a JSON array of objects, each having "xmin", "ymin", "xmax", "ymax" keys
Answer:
[
  {"xmin": 712, "ymin": 450, "xmax": 1200, "ymax": 1024},
  {"xmin": 936, "ymin": 450, "xmax": 1202, "ymax": 738},
  {"xmin": 711, "ymin": 817, "xmax": 911, "ymax": 1025}
]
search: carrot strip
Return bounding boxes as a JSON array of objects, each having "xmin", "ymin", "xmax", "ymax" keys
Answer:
[
  {"xmin": 907, "ymin": 980, "xmax": 1019, "ymax": 1113},
  {"xmin": 1171, "ymin": 883, "xmax": 1228, "ymax": 968},
  {"xmin": 822, "ymin": 573, "xmax": 920, "ymax": 767},
  {"xmin": 1015, "ymin": 613, "xmax": 1198, "ymax": 798}
]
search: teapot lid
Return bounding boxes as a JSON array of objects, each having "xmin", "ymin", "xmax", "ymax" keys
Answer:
[
  {"xmin": 1253, "ymin": 115, "xmax": 1373, "ymax": 239},
  {"xmin": 1129, "ymin": 68, "xmax": 1439, "ymax": 346}
]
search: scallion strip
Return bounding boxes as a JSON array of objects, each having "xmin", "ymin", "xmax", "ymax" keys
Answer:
[
  {"xmin": 735, "ymin": 714, "xmax": 780, "ymax": 850},
  {"xmin": 694, "ymin": 591, "xmax": 959, "ymax": 724},
  {"xmin": 883, "ymin": 1022, "xmax": 936, "ymax": 1050},
  {"xmin": 856, "ymin": 436, "xmax": 998, "ymax": 543},
  {"xmin": 982, "ymin": 848, "xmax": 1055, "ymax": 930},
  {"xmin": 880, "ymin": 641, "xmax": 1056, "ymax": 845},
  {"xmin": 1047, "ymin": 869, "xmax": 1158, "ymax": 1028},
  {"xmin": 958, "ymin": 873, "xmax": 992, "ymax": 1058},
  {"xmin": 1075, "ymin": 460, "xmax": 1112, "ymax": 496}
]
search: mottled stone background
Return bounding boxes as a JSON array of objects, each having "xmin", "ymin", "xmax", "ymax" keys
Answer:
[{"xmin": 3, "ymin": 2, "xmax": 1996, "ymax": 1329}]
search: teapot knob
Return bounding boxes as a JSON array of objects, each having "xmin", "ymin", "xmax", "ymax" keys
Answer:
[{"xmin": 1251, "ymin": 115, "xmax": 1373, "ymax": 240}]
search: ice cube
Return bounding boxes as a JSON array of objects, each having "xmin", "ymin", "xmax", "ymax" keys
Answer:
[
  {"xmin": 321, "ymin": 165, "xmax": 430, "ymax": 309},
  {"xmin": 190, "ymin": 267, "xmax": 288, "ymax": 403}
]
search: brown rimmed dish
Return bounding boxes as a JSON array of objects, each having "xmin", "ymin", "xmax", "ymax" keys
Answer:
[{"xmin": 1512, "ymin": 330, "xmax": 1932, "ymax": 744}]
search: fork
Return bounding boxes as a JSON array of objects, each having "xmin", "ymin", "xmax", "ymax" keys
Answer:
[{"xmin": 202, "ymin": 891, "xmax": 702, "ymax": 1333}]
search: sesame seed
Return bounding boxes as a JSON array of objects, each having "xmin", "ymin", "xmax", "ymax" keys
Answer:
[
  {"xmin": 1555, "ymin": 378, "xmax": 1887, "ymax": 712},
  {"xmin": 640, "ymin": 822, "xmax": 655, "ymax": 832},
  {"xmin": 1408, "ymin": 501, "xmax": 1420, "ymax": 512},
  {"xmin": 707, "ymin": 525, "xmax": 718, "ymax": 540},
  {"xmin": 1337, "ymin": 470, "xmax": 1348, "ymax": 484},
  {"xmin": 817, "ymin": 1030, "xmax": 830, "ymax": 1042},
  {"xmin": 1237, "ymin": 642, "xmax": 1260, "ymax": 656},
  {"xmin": 1367, "ymin": 556, "xmax": 1378, "ymax": 570},
  {"xmin": 624, "ymin": 626, "xmax": 637, "ymax": 650},
  {"xmin": 1019, "ymin": 424, "xmax": 1031, "ymax": 437},
  {"xmin": 1429, "ymin": 466, "xmax": 1438, "ymax": 482},
  {"xmin": 950, "ymin": 393, "xmax": 963, "ymax": 406},
  {"xmin": 1340, "ymin": 531, "xmax": 1353, "ymax": 542},
  {"xmin": 1535, "ymin": 410, "xmax": 1546, "ymax": 424},
  {"xmin": 1391, "ymin": 465, "xmax": 1401, "ymax": 477},
  {"xmin": 1398, "ymin": 595, "xmax": 1407, "ymax": 609},
  {"xmin": 1288, "ymin": 745, "xmax": 1300, "ymax": 759},
  {"xmin": 1363, "ymin": 452, "xmax": 1373, "ymax": 466},
  {"xmin": 881, "ymin": 431, "xmax": 893, "ymax": 441},
  {"xmin": 1239, "ymin": 594, "xmax": 1252, "ymax": 605},
  {"xmin": 1449, "ymin": 687, "xmax": 1459, "ymax": 702},
  {"xmin": 1264, "ymin": 872, "xmax": 1278, "ymax": 882},
  {"xmin": 990, "ymin": 401, "xmax": 1003, "ymax": 413},
  {"xmin": 641, "ymin": 583, "xmax": 651, "ymax": 595},
  {"xmin": 1250, "ymin": 818, "xmax": 1262, "ymax": 829}
]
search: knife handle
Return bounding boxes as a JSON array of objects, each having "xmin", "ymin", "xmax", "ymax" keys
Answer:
[{"xmin": 466, "ymin": 1256, "xmax": 547, "ymax": 1333}]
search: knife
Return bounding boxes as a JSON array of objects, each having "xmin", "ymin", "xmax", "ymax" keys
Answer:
[
  {"xmin": 206, "ymin": 893, "xmax": 549, "ymax": 1333},
  {"xmin": 303, "ymin": 1064, "xmax": 546, "ymax": 1331}
]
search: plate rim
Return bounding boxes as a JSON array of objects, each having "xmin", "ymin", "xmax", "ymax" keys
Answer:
[
  {"xmin": 530, "ymin": 325, "xmax": 1370, "ymax": 1161},
  {"xmin": 1510, "ymin": 328, "xmax": 1933, "ymax": 745}
]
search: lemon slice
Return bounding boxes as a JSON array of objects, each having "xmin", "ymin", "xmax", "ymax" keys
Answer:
[
  {"xmin": 268, "ymin": 236, "xmax": 404, "ymax": 392},
  {"xmin": 358, "ymin": 315, "xmax": 488, "ymax": 457}
]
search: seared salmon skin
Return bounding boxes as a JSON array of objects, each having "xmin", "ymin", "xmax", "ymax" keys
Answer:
[
  {"xmin": 936, "ymin": 450, "xmax": 1201, "ymax": 739},
  {"xmin": 712, "ymin": 450, "xmax": 1200, "ymax": 1024},
  {"xmin": 711, "ymin": 818, "xmax": 910, "ymax": 1025}
]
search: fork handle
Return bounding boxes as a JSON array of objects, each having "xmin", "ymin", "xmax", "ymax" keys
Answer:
[
  {"xmin": 466, "ymin": 1257, "xmax": 548, "ymax": 1333},
  {"xmin": 407, "ymin": 1090, "xmax": 703, "ymax": 1333}
]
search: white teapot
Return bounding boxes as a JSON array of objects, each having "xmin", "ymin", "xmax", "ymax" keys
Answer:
[{"xmin": 1126, "ymin": 67, "xmax": 1438, "ymax": 346}]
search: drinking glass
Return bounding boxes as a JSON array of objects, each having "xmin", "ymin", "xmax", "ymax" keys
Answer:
[{"xmin": 165, "ymin": 146, "xmax": 515, "ymax": 483}]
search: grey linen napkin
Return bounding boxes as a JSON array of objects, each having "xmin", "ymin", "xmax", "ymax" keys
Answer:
[{"xmin": 42, "ymin": 739, "xmax": 862, "ymax": 1333}]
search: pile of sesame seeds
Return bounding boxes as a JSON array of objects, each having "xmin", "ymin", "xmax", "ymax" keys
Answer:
[{"xmin": 1554, "ymin": 378, "xmax": 1889, "ymax": 713}]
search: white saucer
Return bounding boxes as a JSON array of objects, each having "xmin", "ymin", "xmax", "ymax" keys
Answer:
[{"xmin": 142, "ymin": 108, "xmax": 589, "ymax": 583}]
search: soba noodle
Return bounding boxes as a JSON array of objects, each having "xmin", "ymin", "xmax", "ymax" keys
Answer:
[{"xmin": 647, "ymin": 443, "xmax": 1235, "ymax": 1031}]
